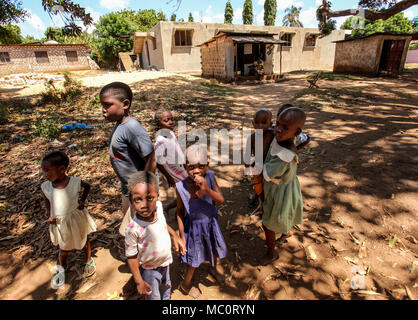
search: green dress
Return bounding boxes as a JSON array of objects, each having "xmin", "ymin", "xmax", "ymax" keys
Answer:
[{"xmin": 262, "ymin": 140, "xmax": 303, "ymax": 234}]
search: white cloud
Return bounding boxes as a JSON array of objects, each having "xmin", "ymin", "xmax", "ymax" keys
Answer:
[
  {"xmin": 26, "ymin": 10, "xmax": 46, "ymax": 31},
  {"xmin": 300, "ymin": 7, "xmax": 317, "ymax": 28},
  {"xmin": 100, "ymin": 0, "xmax": 130, "ymax": 10},
  {"xmin": 277, "ymin": 0, "xmax": 304, "ymax": 11},
  {"xmin": 315, "ymin": 0, "xmax": 322, "ymax": 5},
  {"xmin": 257, "ymin": 0, "xmax": 265, "ymax": 5},
  {"xmin": 233, "ymin": 7, "xmax": 243, "ymax": 24},
  {"xmin": 404, "ymin": 9, "xmax": 414, "ymax": 20},
  {"xmin": 255, "ymin": 9, "xmax": 264, "ymax": 25}
]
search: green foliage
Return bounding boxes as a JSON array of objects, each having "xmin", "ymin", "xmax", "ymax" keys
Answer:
[
  {"xmin": 0, "ymin": 0, "xmax": 27, "ymax": 24},
  {"xmin": 0, "ymin": 103, "xmax": 8, "ymax": 124},
  {"xmin": 342, "ymin": 12, "xmax": 412, "ymax": 38},
  {"xmin": 409, "ymin": 41, "xmax": 418, "ymax": 50},
  {"xmin": 93, "ymin": 11, "xmax": 136, "ymax": 68},
  {"xmin": 92, "ymin": 9, "xmax": 165, "ymax": 68},
  {"xmin": 0, "ymin": 23, "xmax": 22, "ymax": 44},
  {"xmin": 188, "ymin": 12, "xmax": 194, "ymax": 22},
  {"xmin": 170, "ymin": 14, "xmax": 176, "ymax": 21},
  {"xmin": 40, "ymin": 72, "xmax": 83, "ymax": 106},
  {"xmin": 319, "ymin": 19, "xmax": 337, "ymax": 35},
  {"xmin": 243, "ymin": 0, "xmax": 253, "ymax": 25},
  {"xmin": 282, "ymin": 5, "xmax": 303, "ymax": 27},
  {"xmin": 22, "ymin": 35, "xmax": 40, "ymax": 43},
  {"xmin": 264, "ymin": 0, "xmax": 277, "ymax": 26},
  {"xmin": 224, "ymin": 1, "xmax": 234, "ymax": 24},
  {"xmin": 32, "ymin": 115, "xmax": 61, "ymax": 139},
  {"xmin": 44, "ymin": 27, "xmax": 94, "ymax": 46}
]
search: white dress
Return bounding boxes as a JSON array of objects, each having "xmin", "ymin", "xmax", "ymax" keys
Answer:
[{"xmin": 41, "ymin": 177, "xmax": 97, "ymax": 251}]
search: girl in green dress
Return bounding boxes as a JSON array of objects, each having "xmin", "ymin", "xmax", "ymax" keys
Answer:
[{"xmin": 260, "ymin": 107, "xmax": 306, "ymax": 266}]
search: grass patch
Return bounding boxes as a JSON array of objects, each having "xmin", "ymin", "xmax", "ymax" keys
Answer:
[{"xmin": 200, "ymin": 82, "xmax": 236, "ymax": 97}]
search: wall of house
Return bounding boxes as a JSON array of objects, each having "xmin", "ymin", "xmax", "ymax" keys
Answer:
[
  {"xmin": 0, "ymin": 45, "xmax": 91, "ymax": 76},
  {"xmin": 201, "ymin": 35, "xmax": 227, "ymax": 79},
  {"xmin": 334, "ymin": 35, "xmax": 412, "ymax": 74},
  {"xmin": 142, "ymin": 22, "xmax": 345, "ymax": 74}
]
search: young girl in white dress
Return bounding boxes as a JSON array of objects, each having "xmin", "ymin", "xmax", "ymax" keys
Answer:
[{"xmin": 41, "ymin": 151, "xmax": 97, "ymax": 278}]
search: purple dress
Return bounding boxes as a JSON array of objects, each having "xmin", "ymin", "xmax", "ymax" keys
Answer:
[{"xmin": 176, "ymin": 171, "xmax": 228, "ymax": 268}]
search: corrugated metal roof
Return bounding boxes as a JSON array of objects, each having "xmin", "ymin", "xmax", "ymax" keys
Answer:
[{"xmin": 231, "ymin": 36, "xmax": 288, "ymax": 44}]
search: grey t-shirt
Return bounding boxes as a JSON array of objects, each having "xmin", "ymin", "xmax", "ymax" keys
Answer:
[{"xmin": 109, "ymin": 118, "xmax": 154, "ymax": 197}]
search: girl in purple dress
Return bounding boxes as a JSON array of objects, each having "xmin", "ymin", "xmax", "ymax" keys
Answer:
[{"xmin": 176, "ymin": 145, "xmax": 227, "ymax": 299}]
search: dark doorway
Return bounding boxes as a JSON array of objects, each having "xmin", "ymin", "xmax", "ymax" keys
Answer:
[
  {"xmin": 235, "ymin": 43, "xmax": 267, "ymax": 76},
  {"xmin": 379, "ymin": 40, "xmax": 406, "ymax": 73}
]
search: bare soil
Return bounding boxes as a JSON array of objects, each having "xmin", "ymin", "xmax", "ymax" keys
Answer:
[{"xmin": 0, "ymin": 69, "xmax": 417, "ymax": 300}]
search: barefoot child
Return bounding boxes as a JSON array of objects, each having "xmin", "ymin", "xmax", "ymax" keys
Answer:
[
  {"xmin": 260, "ymin": 107, "xmax": 306, "ymax": 266},
  {"xmin": 246, "ymin": 109, "xmax": 275, "ymax": 210},
  {"xmin": 125, "ymin": 171, "xmax": 186, "ymax": 300},
  {"xmin": 176, "ymin": 145, "xmax": 227, "ymax": 299},
  {"xmin": 154, "ymin": 109, "xmax": 188, "ymax": 213},
  {"xmin": 41, "ymin": 151, "xmax": 97, "ymax": 278},
  {"xmin": 100, "ymin": 82, "xmax": 156, "ymax": 236}
]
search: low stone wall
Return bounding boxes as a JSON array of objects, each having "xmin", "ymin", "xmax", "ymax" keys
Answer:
[
  {"xmin": 406, "ymin": 49, "xmax": 418, "ymax": 64},
  {"xmin": 0, "ymin": 44, "xmax": 91, "ymax": 76}
]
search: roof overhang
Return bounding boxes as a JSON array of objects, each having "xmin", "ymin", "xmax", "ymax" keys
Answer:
[
  {"xmin": 231, "ymin": 36, "xmax": 288, "ymax": 45},
  {"xmin": 133, "ymin": 32, "xmax": 156, "ymax": 54}
]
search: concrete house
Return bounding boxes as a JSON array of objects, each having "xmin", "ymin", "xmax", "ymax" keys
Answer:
[
  {"xmin": 132, "ymin": 22, "xmax": 345, "ymax": 75},
  {"xmin": 0, "ymin": 42, "xmax": 96, "ymax": 76},
  {"xmin": 333, "ymin": 33, "xmax": 412, "ymax": 75}
]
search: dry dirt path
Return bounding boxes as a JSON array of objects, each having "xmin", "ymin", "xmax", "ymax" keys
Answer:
[{"xmin": 0, "ymin": 70, "xmax": 417, "ymax": 300}]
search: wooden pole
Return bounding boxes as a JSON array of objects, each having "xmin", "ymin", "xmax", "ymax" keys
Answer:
[{"xmin": 280, "ymin": 44, "xmax": 282, "ymax": 77}]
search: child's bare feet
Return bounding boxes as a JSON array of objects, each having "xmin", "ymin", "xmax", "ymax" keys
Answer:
[
  {"xmin": 179, "ymin": 283, "xmax": 202, "ymax": 299},
  {"xmin": 209, "ymin": 266, "xmax": 226, "ymax": 285},
  {"xmin": 277, "ymin": 231, "xmax": 293, "ymax": 245}
]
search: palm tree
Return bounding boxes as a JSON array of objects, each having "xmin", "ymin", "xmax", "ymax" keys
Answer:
[{"xmin": 282, "ymin": 5, "xmax": 303, "ymax": 27}]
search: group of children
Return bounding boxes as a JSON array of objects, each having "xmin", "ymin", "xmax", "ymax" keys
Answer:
[{"xmin": 40, "ymin": 82, "xmax": 308, "ymax": 300}]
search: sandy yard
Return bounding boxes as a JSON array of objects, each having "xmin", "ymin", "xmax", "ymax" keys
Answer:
[{"xmin": 0, "ymin": 68, "xmax": 417, "ymax": 300}]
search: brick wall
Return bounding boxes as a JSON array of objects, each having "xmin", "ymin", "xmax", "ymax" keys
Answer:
[
  {"xmin": 200, "ymin": 35, "xmax": 227, "ymax": 79},
  {"xmin": 0, "ymin": 44, "xmax": 91, "ymax": 76}
]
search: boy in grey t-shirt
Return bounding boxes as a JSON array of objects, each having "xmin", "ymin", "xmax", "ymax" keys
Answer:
[{"xmin": 100, "ymin": 82, "xmax": 156, "ymax": 236}]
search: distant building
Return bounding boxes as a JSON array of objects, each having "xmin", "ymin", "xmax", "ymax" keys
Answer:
[
  {"xmin": 132, "ymin": 22, "xmax": 345, "ymax": 76},
  {"xmin": 0, "ymin": 43, "xmax": 97, "ymax": 76},
  {"xmin": 333, "ymin": 33, "xmax": 412, "ymax": 75}
]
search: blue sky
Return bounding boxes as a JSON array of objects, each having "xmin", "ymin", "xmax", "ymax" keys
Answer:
[{"xmin": 18, "ymin": 0, "xmax": 418, "ymax": 38}]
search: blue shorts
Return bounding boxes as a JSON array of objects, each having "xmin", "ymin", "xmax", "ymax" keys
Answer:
[{"xmin": 140, "ymin": 265, "xmax": 171, "ymax": 300}]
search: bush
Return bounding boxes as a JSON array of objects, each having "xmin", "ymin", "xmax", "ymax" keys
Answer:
[
  {"xmin": 40, "ymin": 72, "xmax": 84, "ymax": 106},
  {"xmin": 0, "ymin": 103, "xmax": 7, "ymax": 124},
  {"xmin": 32, "ymin": 116, "xmax": 61, "ymax": 139}
]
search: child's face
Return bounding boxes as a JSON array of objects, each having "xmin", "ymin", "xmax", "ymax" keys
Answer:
[
  {"xmin": 275, "ymin": 115, "xmax": 301, "ymax": 142},
  {"xmin": 41, "ymin": 161, "xmax": 66, "ymax": 182},
  {"xmin": 185, "ymin": 161, "xmax": 208, "ymax": 179},
  {"xmin": 131, "ymin": 183, "xmax": 159, "ymax": 221},
  {"xmin": 100, "ymin": 92, "xmax": 130, "ymax": 122},
  {"xmin": 252, "ymin": 113, "xmax": 272, "ymax": 132},
  {"xmin": 159, "ymin": 112, "xmax": 175, "ymax": 130}
]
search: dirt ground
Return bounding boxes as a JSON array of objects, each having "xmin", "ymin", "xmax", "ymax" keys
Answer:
[{"xmin": 0, "ymin": 68, "xmax": 417, "ymax": 300}]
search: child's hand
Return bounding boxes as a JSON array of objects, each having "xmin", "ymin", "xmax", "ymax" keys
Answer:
[
  {"xmin": 48, "ymin": 217, "xmax": 57, "ymax": 225},
  {"xmin": 194, "ymin": 176, "xmax": 208, "ymax": 198},
  {"xmin": 175, "ymin": 238, "xmax": 187, "ymax": 256},
  {"xmin": 137, "ymin": 280, "xmax": 152, "ymax": 296}
]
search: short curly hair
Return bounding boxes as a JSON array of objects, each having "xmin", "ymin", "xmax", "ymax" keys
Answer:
[
  {"xmin": 42, "ymin": 151, "xmax": 70, "ymax": 168},
  {"xmin": 127, "ymin": 171, "xmax": 159, "ymax": 199}
]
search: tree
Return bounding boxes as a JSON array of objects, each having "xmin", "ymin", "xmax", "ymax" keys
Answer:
[
  {"xmin": 170, "ymin": 14, "xmax": 177, "ymax": 21},
  {"xmin": 93, "ymin": 11, "xmax": 136, "ymax": 68},
  {"xmin": 0, "ymin": 23, "xmax": 23, "ymax": 44},
  {"xmin": 341, "ymin": 12, "xmax": 412, "ymax": 38},
  {"xmin": 0, "ymin": 0, "xmax": 27, "ymax": 24},
  {"xmin": 282, "ymin": 5, "xmax": 303, "ymax": 27},
  {"xmin": 243, "ymin": 0, "xmax": 253, "ymax": 24},
  {"xmin": 317, "ymin": 0, "xmax": 418, "ymax": 27},
  {"xmin": 264, "ymin": 0, "xmax": 277, "ymax": 26},
  {"xmin": 93, "ymin": 9, "xmax": 165, "ymax": 68},
  {"xmin": 0, "ymin": 0, "xmax": 93, "ymax": 36},
  {"xmin": 188, "ymin": 12, "xmax": 194, "ymax": 22},
  {"xmin": 224, "ymin": 1, "xmax": 234, "ymax": 24}
]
